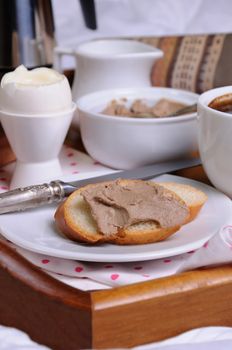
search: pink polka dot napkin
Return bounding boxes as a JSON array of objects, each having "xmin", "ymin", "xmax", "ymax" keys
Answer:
[
  {"xmin": 0, "ymin": 147, "xmax": 232, "ymax": 291},
  {"xmin": 2, "ymin": 146, "xmax": 112, "ymax": 185},
  {"xmin": 6, "ymin": 226, "xmax": 231, "ymax": 290}
]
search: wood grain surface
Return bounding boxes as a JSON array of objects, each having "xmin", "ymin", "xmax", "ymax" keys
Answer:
[
  {"xmin": 0, "ymin": 239, "xmax": 92, "ymax": 350},
  {"xmin": 92, "ymin": 265, "xmax": 232, "ymax": 348}
]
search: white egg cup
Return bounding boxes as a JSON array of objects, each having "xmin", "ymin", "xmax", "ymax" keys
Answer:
[{"xmin": 0, "ymin": 103, "xmax": 76, "ymax": 189}]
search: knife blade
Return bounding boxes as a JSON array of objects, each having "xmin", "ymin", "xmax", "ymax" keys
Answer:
[{"xmin": 0, "ymin": 157, "xmax": 201, "ymax": 214}]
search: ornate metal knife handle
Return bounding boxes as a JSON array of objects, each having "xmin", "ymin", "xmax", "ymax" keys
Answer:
[{"xmin": 0, "ymin": 181, "xmax": 66, "ymax": 214}]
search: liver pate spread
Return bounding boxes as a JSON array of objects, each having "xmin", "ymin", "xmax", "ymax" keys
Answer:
[
  {"xmin": 102, "ymin": 98, "xmax": 187, "ymax": 118},
  {"xmin": 81, "ymin": 180, "xmax": 189, "ymax": 236}
]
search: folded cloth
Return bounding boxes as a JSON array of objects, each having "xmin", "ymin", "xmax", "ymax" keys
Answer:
[{"xmin": 5, "ymin": 222, "xmax": 230, "ymax": 289}]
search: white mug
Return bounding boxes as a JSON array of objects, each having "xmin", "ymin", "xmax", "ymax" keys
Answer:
[{"xmin": 198, "ymin": 86, "xmax": 232, "ymax": 198}]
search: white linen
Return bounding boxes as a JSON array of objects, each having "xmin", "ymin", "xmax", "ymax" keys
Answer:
[
  {"xmin": 0, "ymin": 325, "xmax": 50, "ymax": 349},
  {"xmin": 1, "ymin": 326, "xmax": 232, "ymax": 350}
]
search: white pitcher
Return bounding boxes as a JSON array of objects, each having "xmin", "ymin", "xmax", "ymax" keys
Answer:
[{"xmin": 54, "ymin": 39, "xmax": 163, "ymax": 125}]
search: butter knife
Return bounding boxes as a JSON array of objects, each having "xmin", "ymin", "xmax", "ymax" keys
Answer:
[{"xmin": 0, "ymin": 157, "xmax": 201, "ymax": 214}]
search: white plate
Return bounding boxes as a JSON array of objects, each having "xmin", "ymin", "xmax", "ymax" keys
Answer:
[{"xmin": 0, "ymin": 174, "xmax": 231, "ymax": 262}]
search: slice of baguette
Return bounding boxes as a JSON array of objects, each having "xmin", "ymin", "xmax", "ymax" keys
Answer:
[
  {"xmin": 54, "ymin": 180, "xmax": 207, "ymax": 245},
  {"xmin": 160, "ymin": 182, "xmax": 208, "ymax": 223}
]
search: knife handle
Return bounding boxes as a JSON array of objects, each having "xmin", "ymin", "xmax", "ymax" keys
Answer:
[{"xmin": 0, "ymin": 181, "xmax": 66, "ymax": 214}]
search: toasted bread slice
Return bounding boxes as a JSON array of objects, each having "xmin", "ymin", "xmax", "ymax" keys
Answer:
[{"xmin": 54, "ymin": 180, "xmax": 207, "ymax": 245}]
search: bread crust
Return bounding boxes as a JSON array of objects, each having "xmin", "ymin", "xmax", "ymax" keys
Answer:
[
  {"xmin": 108, "ymin": 225, "xmax": 180, "ymax": 245},
  {"xmin": 208, "ymin": 93, "xmax": 232, "ymax": 111},
  {"xmin": 54, "ymin": 179, "xmax": 207, "ymax": 245},
  {"xmin": 55, "ymin": 202, "xmax": 105, "ymax": 244}
]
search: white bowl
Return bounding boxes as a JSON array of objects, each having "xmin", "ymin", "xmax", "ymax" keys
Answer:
[{"xmin": 77, "ymin": 87, "xmax": 199, "ymax": 169}]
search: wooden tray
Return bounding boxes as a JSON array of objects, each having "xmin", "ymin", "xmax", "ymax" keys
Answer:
[{"xmin": 0, "ymin": 136, "xmax": 232, "ymax": 350}]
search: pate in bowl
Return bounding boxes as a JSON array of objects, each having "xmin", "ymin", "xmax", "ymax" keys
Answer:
[{"xmin": 77, "ymin": 87, "xmax": 199, "ymax": 169}]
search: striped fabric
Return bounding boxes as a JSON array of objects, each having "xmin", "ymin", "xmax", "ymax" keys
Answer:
[{"xmin": 138, "ymin": 34, "xmax": 231, "ymax": 94}]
